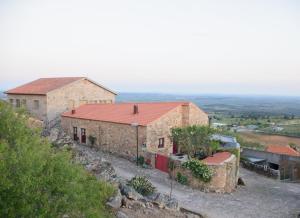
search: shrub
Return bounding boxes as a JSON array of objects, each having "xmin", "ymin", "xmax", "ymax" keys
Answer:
[
  {"xmin": 0, "ymin": 101, "xmax": 115, "ymax": 217},
  {"xmin": 137, "ymin": 156, "xmax": 145, "ymax": 166},
  {"xmin": 176, "ymin": 172, "xmax": 188, "ymax": 185},
  {"xmin": 182, "ymin": 159, "xmax": 212, "ymax": 182},
  {"xmin": 128, "ymin": 176, "xmax": 156, "ymax": 196},
  {"xmin": 210, "ymin": 140, "xmax": 220, "ymax": 154}
]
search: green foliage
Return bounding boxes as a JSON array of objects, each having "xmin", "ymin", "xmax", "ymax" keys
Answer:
[
  {"xmin": 176, "ymin": 172, "xmax": 188, "ymax": 185},
  {"xmin": 209, "ymin": 140, "xmax": 220, "ymax": 154},
  {"xmin": 128, "ymin": 176, "xmax": 156, "ymax": 196},
  {"xmin": 0, "ymin": 101, "xmax": 115, "ymax": 218},
  {"xmin": 137, "ymin": 156, "xmax": 145, "ymax": 166},
  {"xmin": 171, "ymin": 125, "xmax": 216, "ymax": 157},
  {"xmin": 88, "ymin": 135, "xmax": 97, "ymax": 146},
  {"xmin": 182, "ymin": 159, "xmax": 212, "ymax": 183}
]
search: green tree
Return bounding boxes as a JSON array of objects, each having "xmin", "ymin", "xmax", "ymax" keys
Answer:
[
  {"xmin": 171, "ymin": 125, "xmax": 215, "ymax": 157},
  {"xmin": 0, "ymin": 101, "xmax": 114, "ymax": 217}
]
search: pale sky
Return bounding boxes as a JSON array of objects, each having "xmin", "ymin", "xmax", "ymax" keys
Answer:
[{"xmin": 0, "ymin": 0, "xmax": 299, "ymax": 95}]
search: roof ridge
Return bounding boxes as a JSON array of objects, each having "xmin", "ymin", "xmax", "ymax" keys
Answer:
[{"xmin": 62, "ymin": 101, "xmax": 192, "ymax": 126}]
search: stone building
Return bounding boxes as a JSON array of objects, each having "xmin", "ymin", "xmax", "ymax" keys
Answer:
[
  {"xmin": 61, "ymin": 102, "xmax": 208, "ymax": 157},
  {"xmin": 242, "ymin": 145, "xmax": 300, "ymax": 181},
  {"xmin": 5, "ymin": 77, "xmax": 116, "ymax": 122}
]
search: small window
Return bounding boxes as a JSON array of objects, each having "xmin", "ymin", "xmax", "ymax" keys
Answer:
[
  {"xmin": 16, "ymin": 99, "xmax": 21, "ymax": 107},
  {"xmin": 9, "ymin": 99, "xmax": 13, "ymax": 105},
  {"xmin": 22, "ymin": 99, "xmax": 26, "ymax": 107},
  {"xmin": 158, "ymin": 138, "xmax": 165, "ymax": 148},
  {"xmin": 34, "ymin": 100, "xmax": 39, "ymax": 109},
  {"xmin": 73, "ymin": 127, "xmax": 78, "ymax": 141}
]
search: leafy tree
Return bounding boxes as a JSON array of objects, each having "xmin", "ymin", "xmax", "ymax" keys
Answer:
[
  {"xmin": 171, "ymin": 125, "xmax": 215, "ymax": 157},
  {"xmin": 0, "ymin": 101, "xmax": 114, "ymax": 217}
]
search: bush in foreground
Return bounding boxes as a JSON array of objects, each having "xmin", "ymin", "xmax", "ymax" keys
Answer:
[
  {"xmin": 182, "ymin": 159, "xmax": 212, "ymax": 182},
  {"xmin": 128, "ymin": 176, "xmax": 156, "ymax": 196},
  {"xmin": 0, "ymin": 102, "xmax": 114, "ymax": 217}
]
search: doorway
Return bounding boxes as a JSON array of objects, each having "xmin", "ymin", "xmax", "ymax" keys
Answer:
[{"xmin": 81, "ymin": 128, "xmax": 86, "ymax": 143}]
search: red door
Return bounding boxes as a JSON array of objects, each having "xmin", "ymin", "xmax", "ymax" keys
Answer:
[{"xmin": 155, "ymin": 154, "xmax": 169, "ymax": 173}]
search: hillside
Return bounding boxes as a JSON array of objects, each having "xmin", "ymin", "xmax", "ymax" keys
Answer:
[{"xmin": 117, "ymin": 93, "xmax": 300, "ymax": 116}]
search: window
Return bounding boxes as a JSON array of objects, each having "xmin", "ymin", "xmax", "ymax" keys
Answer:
[
  {"xmin": 16, "ymin": 99, "xmax": 21, "ymax": 107},
  {"xmin": 34, "ymin": 100, "xmax": 39, "ymax": 109},
  {"xmin": 158, "ymin": 138, "xmax": 165, "ymax": 148},
  {"xmin": 73, "ymin": 127, "xmax": 78, "ymax": 141},
  {"xmin": 81, "ymin": 128, "xmax": 86, "ymax": 144},
  {"xmin": 22, "ymin": 99, "xmax": 26, "ymax": 107},
  {"xmin": 9, "ymin": 99, "xmax": 13, "ymax": 105}
]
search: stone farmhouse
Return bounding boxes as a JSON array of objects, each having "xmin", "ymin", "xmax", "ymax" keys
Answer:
[
  {"xmin": 61, "ymin": 102, "xmax": 208, "ymax": 157},
  {"xmin": 5, "ymin": 77, "xmax": 117, "ymax": 123}
]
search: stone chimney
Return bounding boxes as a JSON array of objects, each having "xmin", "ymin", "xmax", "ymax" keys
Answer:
[{"xmin": 133, "ymin": 105, "xmax": 139, "ymax": 114}]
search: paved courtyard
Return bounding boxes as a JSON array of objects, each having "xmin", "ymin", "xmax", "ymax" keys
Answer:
[{"xmin": 78, "ymin": 145, "xmax": 300, "ymax": 218}]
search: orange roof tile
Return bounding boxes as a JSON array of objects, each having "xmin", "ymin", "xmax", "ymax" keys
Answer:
[
  {"xmin": 62, "ymin": 102, "xmax": 189, "ymax": 126},
  {"xmin": 266, "ymin": 145, "xmax": 300, "ymax": 156},
  {"xmin": 203, "ymin": 152, "xmax": 232, "ymax": 165},
  {"xmin": 5, "ymin": 77, "xmax": 85, "ymax": 95}
]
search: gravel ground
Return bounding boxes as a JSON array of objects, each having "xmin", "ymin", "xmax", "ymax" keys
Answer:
[{"xmin": 76, "ymin": 145, "xmax": 300, "ymax": 218}]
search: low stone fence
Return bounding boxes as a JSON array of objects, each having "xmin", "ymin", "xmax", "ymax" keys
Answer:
[
  {"xmin": 241, "ymin": 161, "xmax": 279, "ymax": 179},
  {"xmin": 171, "ymin": 154, "xmax": 237, "ymax": 193},
  {"xmin": 138, "ymin": 150, "xmax": 238, "ymax": 193}
]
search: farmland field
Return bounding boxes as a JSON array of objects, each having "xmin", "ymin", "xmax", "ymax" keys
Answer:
[{"xmin": 239, "ymin": 131, "xmax": 300, "ymax": 147}]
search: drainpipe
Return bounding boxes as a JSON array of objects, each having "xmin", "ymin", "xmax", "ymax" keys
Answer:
[{"xmin": 131, "ymin": 122, "xmax": 139, "ymax": 166}]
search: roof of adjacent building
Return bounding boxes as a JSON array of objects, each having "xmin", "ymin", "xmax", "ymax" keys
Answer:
[
  {"xmin": 211, "ymin": 134, "xmax": 240, "ymax": 148},
  {"xmin": 5, "ymin": 77, "xmax": 117, "ymax": 95},
  {"xmin": 203, "ymin": 152, "xmax": 232, "ymax": 165},
  {"xmin": 266, "ymin": 145, "xmax": 300, "ymax": 156},
  {"xmin": 62, "ymin": 102, "xmax": 190, "ymax": 126}
]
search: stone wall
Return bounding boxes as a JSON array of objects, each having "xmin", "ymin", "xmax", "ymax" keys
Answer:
[
  {"xmin": 173, "ymin": 155, "xmax": 237, "ymax": 193},
  {"xmin": 146, "ymin": 103, "xmax": 209, "ymax": 155},
  {"xmin": 47, "ymin": 79, "xmax": 116, "ymax": 121},
  {"xmin": 146, "ymin": 106, "xmax": 183, "ymax": 155},
  {"xmin": 6, "ymin": 94, "xmax": 47, "ymax": 121},
  {"xmin": 61, "ymin": 117, "xmax": 146, "ymax": 159},
  {"xmin": 188, "ymin": 102, "xmax": 209, "ymax": 126}
]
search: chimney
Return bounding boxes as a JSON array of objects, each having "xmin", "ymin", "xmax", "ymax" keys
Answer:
[
  {"xmin": 133, "ymin": 104, "xmax": 139, "ymax": 114},
  {"xmin": 71, "ymin": 109, "xmax": 76, "ymax": 114}
]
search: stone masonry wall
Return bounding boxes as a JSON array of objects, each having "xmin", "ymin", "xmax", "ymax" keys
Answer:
[
  {"xmin": 146, "ymin": 106, "xmax": 183, "ymax": 155},
  {"xmin": 61, "ymin": 117, "xmax": 146, "ymax": 159},
  {"xmin": 146, "ymin": 103, "xmax": 209, "ymax": 155},
  {"xmin": 6, "ymin": 94, "xmax": 47, "ymax": 121},
  {"xmin": 173, "ymin": 155, "xmax": 237, "ymax": 193},
  {"xmin": 47, "ymin": 79, "xmax": 116, "ymax": 121},
  {"xmin": 188, "ymin": 102, "xmax": 209, "ymax": 126}
]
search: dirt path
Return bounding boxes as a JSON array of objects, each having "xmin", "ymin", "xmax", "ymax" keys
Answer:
[{"xmin": 78, "ymin": 145, "xmax": 300, "ymax": 218}]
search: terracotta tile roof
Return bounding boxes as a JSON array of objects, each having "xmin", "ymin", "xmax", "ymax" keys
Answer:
[
  {"xmin": 62, "ymin": 102, "xmax": 189, "ymax": 126},
  {"xmin": 203, "ymin": 152, "xmax": 232, "ymax": 165},
  {"xmin": 266, "ymin": 145, "xmax": 300, "ymax": 156},
  {"xmin": 5, "ymin": 77, "xmax": 84, "ymax": 95}
]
